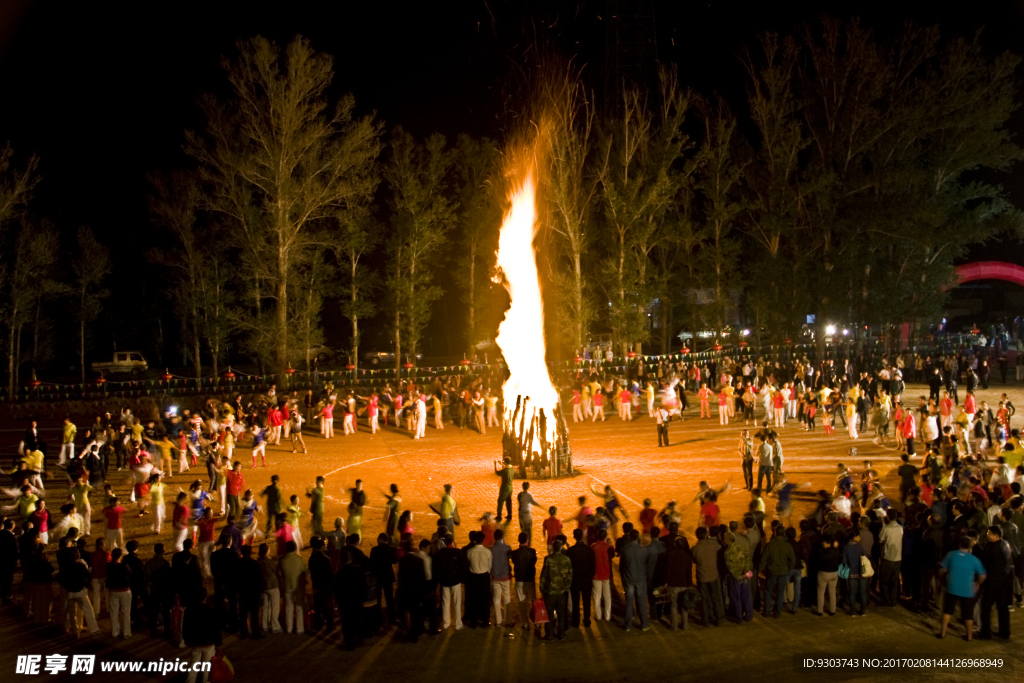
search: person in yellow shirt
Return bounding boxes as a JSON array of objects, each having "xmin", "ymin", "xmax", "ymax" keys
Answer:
[{"xmin": 581, "ymin": 383, "xmax": 592, "ymax": 419}]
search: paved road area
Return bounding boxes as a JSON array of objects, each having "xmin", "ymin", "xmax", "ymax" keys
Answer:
[{"xmin": 2, "ymin": 381, "xmax": 1023, "ymax": 682}]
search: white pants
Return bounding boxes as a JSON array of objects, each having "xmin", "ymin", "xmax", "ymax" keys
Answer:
[
  {"xmin": 647, "ymin": 397, "xmax": 655, "ymax": 416},
  {"xmin": 515, "ymin": 581, "xmax": 535, "ymax": 627},
  {"xmin": 940, "ymin": 415, "xmax": 951, "ymax": 430},
  {"xmin": 262, "ymin": 587, "xmax": 281, "ymax": 632},
  {"xmin": 344, "ymin": 414, "xmax": 355, "ymax": 435},
  {"xmin": 441, "ymin": 585, "xmax": 463, "ymax": 630},
  {"xmin": 573, "ymin": 404, "xmax": 582, "ymax": 422},
  {"xmin": 720, "ymin": 405, "xmax": 730, "ymax": 425},
  {"xmin": 66, "ymin": 589, "xmax": 99, "ymax": 634},
  {"xmin": 292, "ymin": 528, "xmax": 304, "ymax": 552},
  {"xmin": 173, "ymin": 527, "xmax": 189, "ymax": 552},
  {"xmin": 775, "ymin": 407, "xmax": 785, "ymax": 427},
  {"xmin": 152, "ymin": 504, "xmax": 165, "ymax": 534},
  {"xmin": 593, "ymin": 579, "xmax": 612, "ymax": 620},
  {"xmin": 218, "ymin": 484, "xmax": 227, "ymax": 515},
  {"xmin": 415, "ymin": 417, "xmax": 426, "ymax": 439},
  {"xmin": 491, "ymin": 580, "xmax": 511, "ymax": 624},
  {"xmin": 59, "ymin": 442, "xmax": 74, "ymax": 464},
  {"xmin": 789, "ymin": 400, "xmax": 799, "ymax": 419},
  {"xmin": 370, "ymin": 414, "xmax": 379, "ymax": 433},
  {"xmin": 283, "ymin": 586, "xmax": 304, "ymax": 634},
  {"xmin": 109, "ymin": 589, "xmax": 132, "ymax": 637},
  {"xmin": 105, "ymin": 528, "xmax": 124, "ymax": 551},
  {"xmin": 185, "ymin": 645, "xmax": 216, "ymax": 683},
  {"xmin": 76, "ymin": 502, "xmax": 91, "ymax": 536},
  {"xmin": 199, "ymin": 542, "xmax": 214, "ymax": 578},
  {"xmin": 848, "ymin": 417, "xmax": 858, "ymax": 439}
]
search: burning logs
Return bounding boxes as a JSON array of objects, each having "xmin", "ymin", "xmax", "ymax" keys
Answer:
[{"xmin": 503, "ymin": 394, "xmax": 573, "ymax": 478}]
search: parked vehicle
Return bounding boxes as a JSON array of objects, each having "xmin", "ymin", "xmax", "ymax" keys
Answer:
[
  {"xmin": 91, "ymin": 351, "xmax": 149, "ymax": 376},
  {"xmin": 363, "ymin": 349, "xmax": 423, "ymax": 366}
]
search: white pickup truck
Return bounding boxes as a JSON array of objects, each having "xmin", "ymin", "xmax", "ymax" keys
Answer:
[{"xmin": 91, "ymin": 351, "xmax": 149, "ymax": 376}]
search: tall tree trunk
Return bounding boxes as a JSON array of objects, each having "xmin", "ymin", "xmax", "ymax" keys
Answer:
[
  {"xmin": 350, "ymin": 258, "xmax": 359, "ymax": 371},
  {"xmin": 14, "ymin": 322, "xmax": 22, "ymax": 389},
  {"xmin": 276, "ymin": 253, "xmax": 289, "ymax": 374},
  {"xmin": 467, "ymin": 239, "xmax": 476, "ymax": 357},
  {"xmin": 7, "ymin": 304, "xmax": 17, "ymax": 396}
]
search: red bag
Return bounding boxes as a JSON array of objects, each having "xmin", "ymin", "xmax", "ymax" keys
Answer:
[
  {"xmin": 210, "ymin": 650, "xmax": 234, "ymax": 683},
  {"xmin": 530, "ymin": 599, "xmax": 549, "ymax": 624}
]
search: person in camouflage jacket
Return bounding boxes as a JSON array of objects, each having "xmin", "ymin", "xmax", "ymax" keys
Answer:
[
  {"xmin": 539, "ymin": 540, "xmax": 573, "ymax": 640},
  {"xmin": 724, "ymin": 532, "xmax": 754, "ymax": 622}
]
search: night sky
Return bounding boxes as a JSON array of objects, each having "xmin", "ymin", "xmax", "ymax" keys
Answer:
[{"xmin": 1, "ymin": 1, "xmax": 1022, "ymax": 363}]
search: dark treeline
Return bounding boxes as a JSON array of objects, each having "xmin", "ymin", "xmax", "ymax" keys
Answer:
[{"xmin": 0, "ymin": 17, "xmax": 1021, "ymax": 387}]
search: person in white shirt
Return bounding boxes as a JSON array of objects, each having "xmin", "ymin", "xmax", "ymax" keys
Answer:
[{"xmin": 415, "ymin": 395, "xmax": 427, "ymax": 439}]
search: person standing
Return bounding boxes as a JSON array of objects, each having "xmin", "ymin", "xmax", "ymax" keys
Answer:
[
  {"xmin": 591, "ymin": 529, "xmax": 614, "ymax": 622},
  {"xmin": 698, "ymin": 383, "xmax": 711, "ymax": 419},
  {"xmin": 656, "ymin": 405, "xmax": 670, "ymax": 447},
  {"xmin": 307, "ymin": 537, "xmax": 335, "ymax": 631},
  {"xmin": 435, "ymin": 534, "xmax": 465, "ymax": 631},
  {"xmin": 619, "ymin": 529, "xmax": 649, "ymax": 631},
  {"xmin": 489, "ymin": 529, "xmax": 513, "ymax": 627},
  {"xmin": 739, "ymin": 430, "xmax": 754, "ymax": 489},
  {"xmin": 236, "ymin": 544, "xmax": 265, "ymax": 639},
  {"xmin": 102, "ymin": 497, "xmax": 126, "ymax": 551},
  {"xmin": 539, "ymin": 539, "xmax": 573, "ymax": 640},
  {"xmin": 510, "ymin": 533, "xmax": 537, "ymax": 631},
  {"xmin": 306, "ymin": 476, "xmax": 326, "ymax": 538},
  {"xmin": 939, "ymin": 536, "xmax": 987, "ymax": 640},
  {"xmin": 465, "ymin": 531, "xmax": 492, "ymax": 628},
  {"xmin": 105, "ymin": 548, "xmax": 132, "ymax": 638},
  {"xmin": 567, "ymin": 528, "xmax": 595, "ymax": 628},
  {"xmin": 439, "ymin": 484, "xmax": 457, "ymax": 536},
  {"xmin": 181, "ymin": 587, "xmax": 221, "ymax": 683},
  {"xmin": 224, "ymin": 463, "xmax": 246, "ymax": 521},
  {"xmin": 693, "ymin": 527, "xmax": 724, "ymax": 626},
  {"xmin": 414, "ymin": 394, "xmax": 427, "ymax": 440},
  {"xmin": 60, "ymin": 417, "xmax": 77, "ymax": 465},
  {"xmin": 494, "ymin": 457, "xmax": 514, "ymax": 523},
  {"xmin": 279, "ymin": 540, "xmax": 306, "ymax": 634},
  {"xmin": 256, "ymin": 543, "xmax": 281, "ymax": 633},
  {"xmin": 760, "ymin": 526, "xmax": 796, "ymax": 618},
  {"xmin": 724, "ymin": 532, "xmax": 753, "ymax": 623},
  {"xmin": 878, "ymin": 511, "xmax": 903, "ymax": 607},
  {"xmin": 69, "ymin": 477, "xmax": 93, "ymax": 537},
  {"xmin": 756, "ymin": 435, "xmax": 774, "ymax": 493},
  {"xmin": 979, "ymin": 525, "xmax": 1012, "ymax": 639},
  {"xmin": 289, "ymin": 410, "xmax": 307, "ymax": 453},
  {"xmin": 516, "ymin": 482, "xmax": 544, "ymax": 541}
]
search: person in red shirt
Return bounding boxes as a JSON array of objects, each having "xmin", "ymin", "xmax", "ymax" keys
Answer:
[
  {"xmin": 699, "ymin": 491, "xmax": 720, "ymax": 528},
  {"xmin": 172, "ymin": 492, "xmax": 190, "ymax": 551},
  {"xmin": 572, "ymin": 389, "xmax": 582, "ymax": 423},
  {"xmin": 90, "ymin": 538, "xmax": 111, "ymax": 616},
  {"xmin": 267, "ymin": 405, "xmax": 284, "ymax": 445},
  {"xmin": 224, "ymin": 462, "xmax": 246, "ymax": 521},
  {"xmin": 480, "ymin": 512, "xmax": 496, "ymax": 548},
  {"xmin": 542, "ymin": 506, "xmax": 563, "ymax": 553},
  {"xmin": 939, "ymin": 391, "xmax": 954, "ymax": 431},
  {"xmin": 102, "ymin": 497, "xmax": 126, "ymax": 550},
  {"xmin": 196, "ymin": 508, "xmax": 218, "ymax": 579},
  {"xmin": 697, "ymin": 383, "xmax": 712, "ymax": 419},
  {"xmin": 902, "ymin": 410, "xmax": 917, "ymax": 457},
  {"xmin": 29, "ymin": 500, "xmax": 50, "ymax": 545},
  {"xmin": 591, "ymin": 528, "xmax": 614, "ymax": 621},
  {"xmin": 719, "ymin": 390, "xmax": 731, "ymax": 426},
  {"xmin": 274, "ymin": 512, "xmax": 294, "ymax": 556},
  {"xmin": 638, "ymin": 499, "xmax": 658, "ymax": 539},
  {"xmin": 591, "ymin": 390, "xmax": 605, "ymax": 422},
  {"xmin": 619, "ymin": 388, "xmax": 633, "ymax": 422},
  {"xmin": 773, "ymin": 390, "xmax": 786, "ymax": 428}
]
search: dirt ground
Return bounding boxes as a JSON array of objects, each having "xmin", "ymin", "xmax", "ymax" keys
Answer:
[{"xmin": 2, "ymin": 380, "xmax": 1023, "ymax": 683}]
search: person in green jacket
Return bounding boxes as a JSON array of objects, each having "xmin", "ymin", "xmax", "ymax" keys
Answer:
[
  {"xmin": 760, "ymin": 526, "xmax": 796, "ymax": 618},
  {"xmin": 539, "ymin": 539, "xmax": 573, "ymax": 640},
  {"xmin": 494, "ymin": 457, "xmax": 514, "ymax": 522},
  {"xmin": 307, "ymin": 476, "xmax": 325, "ymax": 537},
  {"xmin": 60, "ymin": 418, "xmax": 77, "ymax": 465}
]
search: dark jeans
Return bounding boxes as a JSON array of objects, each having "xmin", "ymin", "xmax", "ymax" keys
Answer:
[
  {"xmin": 979, "ymin": 583, "xmax": 1011, "ymax": 638},
  {"xmin": 658, "ymin": 424, "xmax": 669, "ymax": 447},
  {"xmin": 466, "ymin": 573, "xmax": 491, "ymax": 627},
  {"xmin": 847, "ymin": 577, "xmax": 867, "ymax": 615},
  {"xmin": 764, "ymin": 573, "xmax": 787, "ymax": 617},
  {"xmin": 544, "ymin": 591, "xmax": 568, "ymax": 639},
  {"xmin": 623, "ymin": 582, "xmax": 649, "ymax": 629},
  {"xmin": 146, "ymin": 591, "xmax": 172, "ymax": 637},
  {"xmin": 214, "ymin": 587, "xmax": 237, "ymax": 631},
  {"xmin": 757, "ymin": 467, "xmax": 773, "ymax": 492},
  {"xmin": 375, "ymin": 578, "xmax": 397, "ymax": 625},
  {"xmin": 238, "ymin": 593, "xmax": 262, "ymax": 637},
  {"xmin": 785, "ymin": 569, "xmax": 802, "ymax": 611},
  {"xmin": 496, "ymin": 494, "xmax": 512, "ymax": 521},
  {"xmin": 312, "ymin": 588, "xmax": 334, "ymax": 630},
  {"xmin": 742, "ymin": 461, "xmax": 753, "ymax": 489},
  {"xmin": 570, "ymin": 583, "xmax": 592, "ymax": 627},
  {"xmin": 698, "ymin": 580, "xmax": 724, "ymax": 625},
  {"xmin": 879, "ymin": 559, "xmax": 901, "ymax": 606},
  {"xmin": 729, "ymin": 577, "xmax": 753, "ymax": 621}
]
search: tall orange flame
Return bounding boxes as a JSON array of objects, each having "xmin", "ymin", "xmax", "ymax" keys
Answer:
[{"xmin": 495, "ymin": 168, "xmax": 560, "ymax": 453}]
